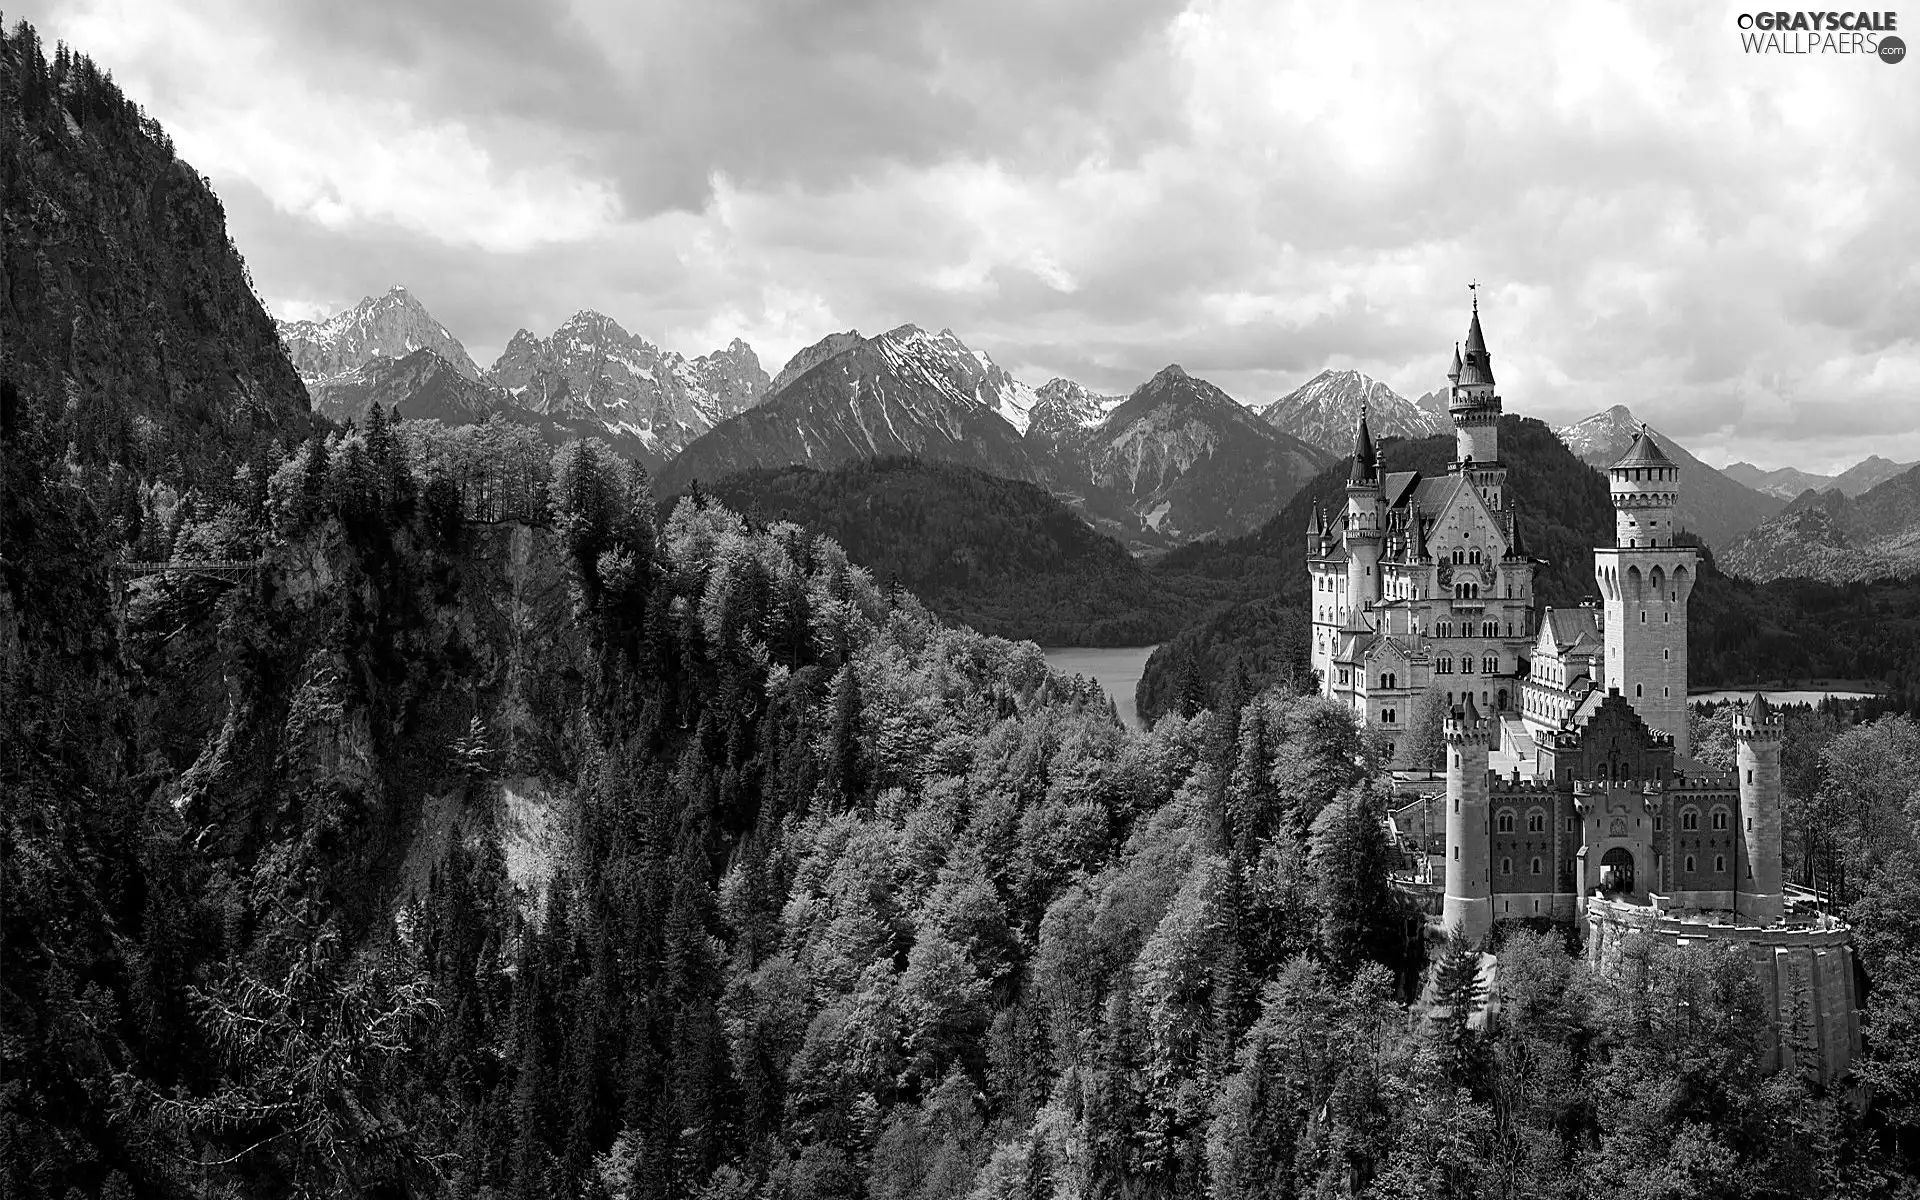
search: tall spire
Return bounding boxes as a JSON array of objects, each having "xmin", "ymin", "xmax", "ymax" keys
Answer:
[
  {"xmin": 1349, "ymin": 402, "xmax": 1378, "ymax": 484},
  {"xmin": 1448, "ymin": 341, "xmax": 1462, "ymax": 384}
]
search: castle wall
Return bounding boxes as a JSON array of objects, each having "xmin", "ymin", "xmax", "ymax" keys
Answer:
[{"xmin": 1586, "ymin": 898, "xmax": 1859, "ymax": 1085}]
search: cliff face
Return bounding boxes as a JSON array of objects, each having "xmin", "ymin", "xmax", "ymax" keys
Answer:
[
  {"xmin": 0, "ymin": 32, "xmax": 313, "ymax": 484},
  {"xmin": 129, "ymin": 513, "xmax": 588, "ymax": 904}
]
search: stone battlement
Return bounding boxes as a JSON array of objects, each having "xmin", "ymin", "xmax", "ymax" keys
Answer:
[{"xmin": 1667, "ymin": 775, "xmax": 1740, "ymax": 793}]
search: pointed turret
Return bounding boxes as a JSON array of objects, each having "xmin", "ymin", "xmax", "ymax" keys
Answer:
[
  {"xmin": 1448, "ymin": 341, "xmax": 1462, "ymax": 384},
  {"xmin": 1456, "ymin": 307, "xmax": 1495, "ymax": 388},
  {"xmin": 1505, "ymin": 508, "xmax": 1529, "ymax": 559},
  {"xmin": 1349, "ymin": 403, "xmax": 1378, "ymax": 484},
  {"xmin": 1449, "ymin": 286, "xmax": 1502, "ymax": 472}
]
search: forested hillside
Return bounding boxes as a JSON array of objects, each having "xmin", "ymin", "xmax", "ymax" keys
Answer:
[
  {"xmin": 696, "ymin": 458, "xmax": 1187, "ymax": 645},
  {"xmin": 0, "ymin": 21, "xmax": 314, "ymax": 485}
]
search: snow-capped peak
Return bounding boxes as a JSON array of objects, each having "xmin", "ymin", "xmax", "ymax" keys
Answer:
[
  {"xmin": 1555, "ymin": 404, "xmax": 1642, "ymax": 461},
  {"xmin": 276, "ymin": 285, "xmax": 482, "ymax": 385},
  {"xmin": 1259, "ymin": 368, "xmax": 1441, "ymax": 456}
]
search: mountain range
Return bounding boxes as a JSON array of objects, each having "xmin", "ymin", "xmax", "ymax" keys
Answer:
[
  {"xmin": 279, "ymin": 291, "xmax": 1333, "ymax": 550},
  {"xmin": 1722, "ymin": 455, "xmax": 1915, "ymax": 500},
  {"xmin": 1718, "ymin": 462, "xmax": 1920, "ymax": 583},
  {"xmin": 280, "ymin": 296, "xmax": 1836, "ymax": 564},
  {"xmin": 1552, "ymin": 404, "xmax": 1784, "ymax": 552},
  {"xmin": 277, "ymin": 288, "xmax": 768, "ymax": 464}
]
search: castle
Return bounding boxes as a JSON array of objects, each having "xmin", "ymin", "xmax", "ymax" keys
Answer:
[{"xmin": 1310, "ymin": 297, "xmax": 1860, "ymax": 1084}]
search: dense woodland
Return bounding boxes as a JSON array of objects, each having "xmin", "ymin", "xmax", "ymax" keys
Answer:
[{"xmin": 16, "ymin": 20, "xmax": 1920, "ymax": 1200}]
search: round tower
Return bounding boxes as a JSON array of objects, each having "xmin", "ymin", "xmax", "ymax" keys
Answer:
[
  {"xmin": 1344, "ymin": 404, "xmax": 1385, "ymax": 611},
  {"xmin": 1594, "ymin": 425, "xmax": 1698, "ymax": 762},
  {"xmin": 1442, "ymin": 694, "xmax": 1493, "ymax": 944},
  {"xmin": 1734, "ymin": 693, "xmax": 1785, "ymax": 926}
]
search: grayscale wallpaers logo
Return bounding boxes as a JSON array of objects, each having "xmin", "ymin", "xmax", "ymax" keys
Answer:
[{"xmin": 1735, "ymin": 11, "xmax": 1904, "ymax": 59}]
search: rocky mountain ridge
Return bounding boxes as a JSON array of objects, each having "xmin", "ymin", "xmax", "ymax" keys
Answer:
[
  {"xmin": 277, "ymin": 286, "xmax": 482, "ymax": 384},
  {"xmin": 485, "ymin": 308, "xmax": 768, "ymax": 461},
  {"xmin": 1258, "ymin": 368, "xmax": 1442, "ymax": 455}
]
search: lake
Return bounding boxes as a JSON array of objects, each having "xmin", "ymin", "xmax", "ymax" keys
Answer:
[
  {"xmin": 1690, "ymin": 689, "xmax": 1879, "ymax": 707},
  {"xmin": 1042, "ymin": 645, "xmax": 1160, "ymax": 731}
]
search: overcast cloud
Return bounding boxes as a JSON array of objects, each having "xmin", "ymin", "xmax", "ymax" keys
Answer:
[{"xmin": 27, "ymin": 0, "xmax": 1920, "ymax": 471}]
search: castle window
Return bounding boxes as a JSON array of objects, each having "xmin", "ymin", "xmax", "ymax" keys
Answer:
[
  {"xmin": 1715, "ymin": 855, "xmax": 1726, "ymax": 873},
  {"xmin": 1681, "ymin": 808, "xmax": 1700, "ymax": 831},
  {"xmin": 1663, "ymin": 687, "xmax": 1670, "ymax": 698},
  {"xmin": 1711, "ymin": 808, "xmax": 1729, "ymax": 831},
  {"xmin": 1453, "ymin": 845, "xmax": 1460, "ymax": 860},
  {"xmin": 1531, "ymin": 857, "xmax": 1542, "ymax": 875},
  {"xmin": 1663, "ymin": 648, "xmax": 1670, "ymax": 661},
  {"xmin": 1527, "ymin": 811, "xmax": 1546, "ymax": 833},
  {"xmin": 1501, "ymin": 857, "xmax": 1512, "ymax": 875},
  {"xmin": 1484, "ymin": 655, "xmax": 1498, "ymax": 674},
  {"xmin": 1383, "ymin": 708, "xmax": 1396, "ymax": 724},
  {"xmin": 1567, "ymin": 817, "xmax": 1575, "ymax": 832},
  {"xmin": 1685, "ymin": 855, "xmax": 1696, "ymax": 872},
  {"xmin": 1635, "ymin": 684, "xmax": 1643, "ymax": 698},
  {"xmin": 1747, "ymin": 816, "xmax": 1752, "ymax": 831},
  {"xmin": 1461, "ymin": 656, "xmax": 1475, "ymax": 675},
  {"xmin": 1498, "ymin": 813, "xmax": 1514, "ymax": 833},
  {"xmin": 1641, "ymin": 611, "xmax": 1647, "ymax": 624},
  {"xmin": 1746, "ymin": 770, "xmax": 1753, "ymax": 784}
]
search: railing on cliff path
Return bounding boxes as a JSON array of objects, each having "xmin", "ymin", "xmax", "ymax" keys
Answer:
[{"xmin": 113, "ymin": 559, "xmax": 261, "ymax": 583}]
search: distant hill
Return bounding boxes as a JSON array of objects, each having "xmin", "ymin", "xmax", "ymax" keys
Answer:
[
  {"xmin": 1259, "ymin": 369, "xmax": 1442, "ymax": 455},
  {"xmin": 1721, "ymin": 461, "xmax": 1837, "ymax": 500},
  {"xmin": 694, "ymin": 458, "xmax": 1185, "ymax": 645},
  {"xmin": 1724, "ymin": 455, "xmax": 1915, "ymax": 500},
  {"xmin": 1719, "ymin": 462, "xmax": 1920, "ymax": 583},
  {"xmin": 1553, "ymin": 404, "xmax": 1783, "ymax": 552}
]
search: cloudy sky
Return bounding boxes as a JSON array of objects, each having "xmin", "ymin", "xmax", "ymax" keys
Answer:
[{"xmin": 27, "ymin": 0, "xmax": 1920, "ymax": 471}]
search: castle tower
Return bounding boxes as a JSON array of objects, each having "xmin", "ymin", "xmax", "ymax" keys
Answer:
[
  {"xmin": 1735, "ymin": 694, "xmax": 1785, "ymax": 926},
  {"xmin": 1449, "ymin": 289, "xmax": 1507, "ymax": 509},
  {"xmin": 1593, "ymin": 425, "xmax": 1697, "ymax": 761},
  {"xmin": 1344, "ymin": 405, "xmax": 1386, "ymax": 611},
  {"xmin": 1442, "ymin": 694, "xmax": 1493, "ymax": 944}
]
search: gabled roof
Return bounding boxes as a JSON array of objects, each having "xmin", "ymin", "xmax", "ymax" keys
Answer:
[
  {"xmin": 1409, "ymin": 473, "xmax": 1466, "ymax": 518},
  {"xmin": 1383, "ymin": 470, "xmax": 1421, "ymax": 511},
  {"xmin": 1610, "ymin": 425, "xmax": 1675, "ymax": 470},
  {"xmin": 1541, "ymin": 605, "xmax": 1602, "ymax": 651}
]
